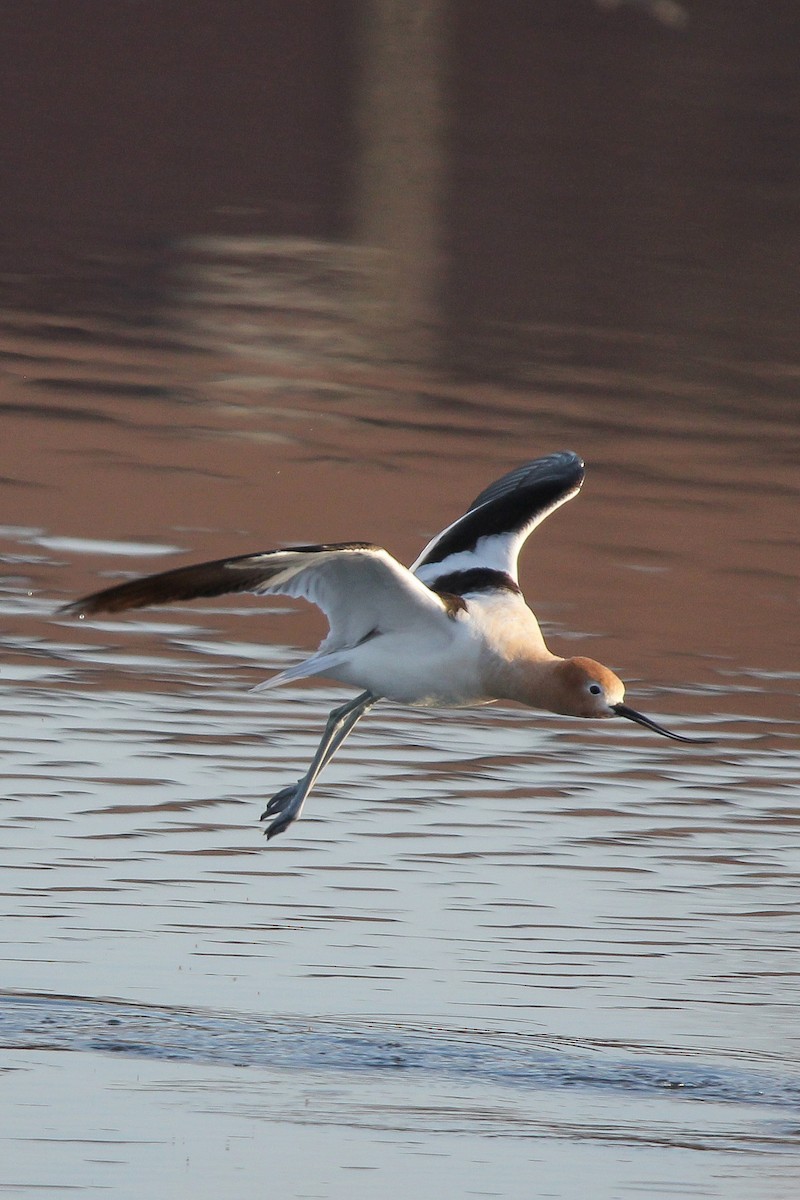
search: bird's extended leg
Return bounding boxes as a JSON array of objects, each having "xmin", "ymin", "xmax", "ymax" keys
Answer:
[{"xmin": 260, "ymin": 690, "xmax": 377, "ymax": 840}]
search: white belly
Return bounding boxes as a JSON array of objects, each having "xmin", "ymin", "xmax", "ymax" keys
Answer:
[{"xmin": 325, "ymin": 622, "xmax": 491, "ymax": 706}]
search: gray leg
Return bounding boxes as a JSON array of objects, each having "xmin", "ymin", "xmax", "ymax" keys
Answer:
[{"xmin": 260, "ymin": 690, "xmax": 377, "ymax": 840}]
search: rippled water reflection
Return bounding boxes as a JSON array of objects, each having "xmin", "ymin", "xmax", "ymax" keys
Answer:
[
  {"xmin": 2, "ymin": 489, "xmax": 799, "ymax": 1196},
  {"xmin": 2, "ymin": 5, "xmax": 800, "ymax": 1196},
  {"xmin": 3, "ymin": 326, "xmax": 800, "ymax": 1199}
]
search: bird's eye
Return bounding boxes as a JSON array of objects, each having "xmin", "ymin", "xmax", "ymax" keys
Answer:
[{"xmin": 589, "ymin": 684, "xmax": 602, "ymax": 695}]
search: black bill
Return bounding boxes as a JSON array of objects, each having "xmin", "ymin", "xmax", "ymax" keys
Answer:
[{"xmin": 612, "ymin": 702, "xmax": 714, "ymax": 744}]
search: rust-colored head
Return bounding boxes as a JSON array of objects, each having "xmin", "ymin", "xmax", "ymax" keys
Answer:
[
  {"xmin": 547, "ymin": 656, "xmax": 625, "ymax": 717},
  {"xmin": 542, "ymin": 656, "xmax": 712, "ymax": 743}
]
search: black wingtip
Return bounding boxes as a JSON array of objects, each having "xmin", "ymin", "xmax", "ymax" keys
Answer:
[
  {"xmin": 415, "ymin": 451, "xmax": 587, "ymax": 573},
  {"xmin": 58, "ymin": 553, "xmax": 274, "ymax": 618},
  {"xmin": 59, "ymin": 596, "xmax": 116, "ymax": 618},
  {"xmin": 467, "ymin": 450, "xmax": 585, "ymax": 514}
]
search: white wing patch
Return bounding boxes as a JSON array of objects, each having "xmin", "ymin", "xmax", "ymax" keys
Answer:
[
  {"xmin": 411, "ymin": 451, "xmax": 584, "ymax": 586},
  {"xmin": 230, "ymin": 546, "xmax": 455, "ymax": 651}
]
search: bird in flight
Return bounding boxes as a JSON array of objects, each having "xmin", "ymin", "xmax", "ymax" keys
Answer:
[{"xmin": 62, "ymin": 451, "xmax": 711, "ymax": 839}]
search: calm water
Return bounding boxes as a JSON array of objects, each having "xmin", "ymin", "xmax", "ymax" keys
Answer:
[{"xmin": 2, "ymin": 5, "xmax": 800, "ymax": 1199}]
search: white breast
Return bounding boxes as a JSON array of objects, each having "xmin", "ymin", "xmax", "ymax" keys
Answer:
[{"xmin": 325, "ymin": 593, "xmax": 550, "ymax": 707}]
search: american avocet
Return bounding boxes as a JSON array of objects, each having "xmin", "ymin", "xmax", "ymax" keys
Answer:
[{"xmin": 62, "ymin": 451, "xmax": 711, "ymax": 839}]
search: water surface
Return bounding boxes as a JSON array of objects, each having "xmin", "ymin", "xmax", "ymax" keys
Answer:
[{"xmin": 1, "ymin": 5, "xmax": 800, "ymax": 1198}]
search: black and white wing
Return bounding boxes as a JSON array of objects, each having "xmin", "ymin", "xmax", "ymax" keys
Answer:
[
  {"xmin": 412, "ymin": 450, "xmax": 584, "ymax": 595},
  {"xmin": 61, "ymin": 453, "xmax": 584, "ymax": 642},
  {"xmin": 61, "ymin": 542, "xmax": 455, "ymax": 651}
]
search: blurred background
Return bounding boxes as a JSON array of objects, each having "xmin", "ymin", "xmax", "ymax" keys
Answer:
[
  {"xmin": 1, "ymin": 4, "xmax": 799, "ymax": 1199},
  {"xmin": 1, "ymin": 0, "xmax": 798, "ymax": 678}
]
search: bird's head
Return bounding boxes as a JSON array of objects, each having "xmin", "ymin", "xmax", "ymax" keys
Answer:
[{"xmin": 548, "ymin": 656, "xmax": 712, "ymax": 743}]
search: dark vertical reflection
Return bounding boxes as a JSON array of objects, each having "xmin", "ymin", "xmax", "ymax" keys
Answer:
[
  {"xmin": 0, "ymin": 0, "xmax": 798, "ymax": 378},
  {"xmin": 351, "ymin": 0, "xmax": 448, "ymax": 363},
  {"xmin": 169, "ymin": 1, "xmax": 452, "ymax": 371}
]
